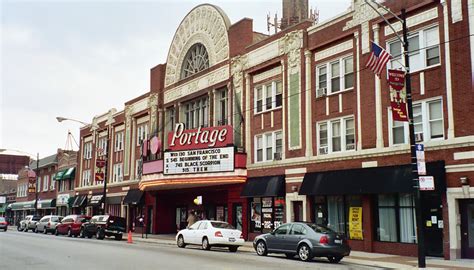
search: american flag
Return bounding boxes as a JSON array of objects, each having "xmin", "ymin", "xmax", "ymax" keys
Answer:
[{"xmin": 366, "ymin": 42, "xmax": 392, "ymax": 76}]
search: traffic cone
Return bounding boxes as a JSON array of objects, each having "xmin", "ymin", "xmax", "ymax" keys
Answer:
[{"xmin": 127, "ymin": 230, "xmax": 133, "ymax": 244}]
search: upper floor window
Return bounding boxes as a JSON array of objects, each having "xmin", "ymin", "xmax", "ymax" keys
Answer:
[
  {"xmin": 43, "ymin": 175, "xmax": 49, "ymax": 192},
  {"xmin": 216, "ymin": 88, "xmax": 228, "ymax": 126},
  {"xmin": 255, "ymin": 130, "xmax": 283, "ymax": 162},
  {"xmin": 389, "ymin": 98, "xmax": 444, "ymax": 145},
  {"xmin": 389, "ymin": 26, "xmax": 440, "ymax": 72},
  {"xmin": 184, "ymin": 96, "xmax": 209, "ymax": 129},
  {"xmin": 137, "ymin": 123, "xmax": 148, "ymax": 146},
  {"xmin": 83, "ymin": 142, "xmax": 92, "ymax": 160},
  {"xmin": 254, "ymin": 80, "xmax": 282, "ymax": 114},
  {"xmin": 81, "ymin": 170, "xmax": 91, "ymax": 187},
  {"xmin": 115, "ymin": 131, "xmax": 124, "ymax": 152},
  {"xmin": 180, "ymin": 43, "xmax": 209, "ymax": 79},
  {"xmin": 166, "ymin": 107, "xmax": 176, "ymax": 132},
  {"xmin": 316, "ymin": 56, "xmax": 353, "ymax": 97},
  {"xmin": 317, "ymin": 116, "xmax": 355, "ymax": 155},
  {"xmin": 98, "ymin": 137, "xmax": 107, "ymax": 156},
  {"xmin": 50, "ymin": 174, "xmax": 55, "ymax": 190},
  {"xmin": 112, "ymin": 163, "xmax": 123, "ymax": 183}
]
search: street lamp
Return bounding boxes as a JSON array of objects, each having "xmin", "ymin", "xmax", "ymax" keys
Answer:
[{"xmin": 56, "ymin": 116, "xmax": 89, "ymax": 126}]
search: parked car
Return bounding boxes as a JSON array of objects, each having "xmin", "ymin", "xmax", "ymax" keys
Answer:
[
  {"xmin": 0, "ymin": 217, "xmax": 8, "ymax": 231},
  {"xmin": 176, "ymin": 220, "xmax": 244, "ymax": 252},
  {"xmin": 81, "ymin": 215, "xmax": 126, "ymax": 240},
  {"xmin": 35, "ymin": 215, "xmax": 63, "ymax": 234},
  {"xmin": 253, "ymin": 222, "xmax": 351, "ymax": 263},
  {"xmin": 18, "ymin": 215, "xmax": 41, "ymax": 232},
  {"xmin": 55, "ymin": 215, "xmax": 90, "ymax": 237}
]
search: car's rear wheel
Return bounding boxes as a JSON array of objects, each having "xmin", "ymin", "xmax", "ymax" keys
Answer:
[
  {"xmin": 17, "ymin": 225, "xmax": 21, "ymax": 231},
  {"xmin": 24, "ymin": 227, "xmax": 28, "ymax": 232},
  {"xmin": 55, "ymin": 228, "xmax": 59, "ymax": 236},
  {"xmin": 202, "ymin": 237, "xmax": 211, "ymax": 250},
  {"xmin": 67, "ymin": 228, "xmax": 72, "ymax": 237},
  {"xmin": 96, "ymin": 228, "xmax": 105, "ymax": 240},
  {"xmin": 256, "ymin": 240, "xmax": 268, "ymax": 256},
  {"xmin": 327, "ymin": 256, "xmax": 342, "ymax": 264},
  {"xmin": 297, "ymin": 244, "xmax": 313, "ymax": 262},
  {"xmin": 115, "ymin": 234, "xmax": 122, "ymax": 241},
  {"xmin": 177, "ymin": 235, "xmax": 186, "ymax": 248},
  {"xmin": 79, "ymin": 228, "xmax": 85, "ymax": 238},
  {"xmin": 229, "ymin": 246, "xmax": 238, "ymax": 252}
]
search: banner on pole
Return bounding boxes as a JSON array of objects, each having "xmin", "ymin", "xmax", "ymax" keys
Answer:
[{"xmin": 388, "ymin": 69, "xmax": 408, "ymax": 122}]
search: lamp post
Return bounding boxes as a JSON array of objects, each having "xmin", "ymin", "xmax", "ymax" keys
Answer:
[
  {"xmin": 56, "ymin": 116, "xmax": 89, "ymax": 126},
  {"xmin": 34, "ymin": 153, "xmax": 39, "ymax": 215}
]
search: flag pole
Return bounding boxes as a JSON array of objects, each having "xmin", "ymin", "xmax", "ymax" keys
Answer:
[{"xmin": 401, "ymin": 8, "xmax": 426, "ymax": 268}]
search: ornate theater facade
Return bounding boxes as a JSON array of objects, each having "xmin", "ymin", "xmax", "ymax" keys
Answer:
[{"xmin": 76, "ymin": 0, "xmax": 474, "ymax": 259}]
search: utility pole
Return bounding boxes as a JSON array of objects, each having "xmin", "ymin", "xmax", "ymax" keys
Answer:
[
  {"xmin": 102, "ymin": 125, "xmax": 110, "ymax": 215},
  {"xmin": 35, "ymin": 153, "xmax": 39, "ymax": 215},
  {"xmin": 401, "ymin": 8, "xmax": 426, "ymax": 268}
]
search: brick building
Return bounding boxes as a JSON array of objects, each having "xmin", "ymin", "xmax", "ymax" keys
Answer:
[{"xmin": 76, "ymin": 0, "xmax": 474, "ymax": 259}]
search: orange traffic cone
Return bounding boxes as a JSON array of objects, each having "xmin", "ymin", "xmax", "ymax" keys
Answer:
[{"xmin": 127, "ymin": 230, "xmax": 133, "ymax": 244}]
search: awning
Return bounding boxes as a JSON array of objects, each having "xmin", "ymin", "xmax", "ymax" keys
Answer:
[
  {"xmin": 55, "ymin": 169, "xmax": 67, "ymax": 180},
  {"xmin": 38, "ymin": 199, "xmax": 56, "ymax": 209},
  {"xmin": 88, "ymin": 194, "xmax": 104, "ymax": 206},
  {"xmin": 72, "ymin": 195, "xmax": 87, "ymax": 208},
  {"xmin": 123, "ymin": 189, "xmax": 144, "ymax": 205},
  {"xmin": 0, "ymin": 204, "xmax": 7, "ymax": 213},
  {"xmin": 10, "ymin": 200, "xmax": 36, "ymax": 211},
  {"xmin": 240, "ymin": 176, "xmax": 285, "ymax": 197},
  {"xmin": 299, "ymin": 161, "xmax": 446, "ymax": 196},
  {"xmin": 106, "ymin": 196, "xmax": 122, "ymax": 205},
  {"xmin": 62, "ymin": 167, "xmax": 76, "ymax": 180}
]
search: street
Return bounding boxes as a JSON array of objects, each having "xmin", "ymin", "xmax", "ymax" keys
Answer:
[{"xmin": 0, "ymin": 230, "xmax": 384, "ymax": 270}]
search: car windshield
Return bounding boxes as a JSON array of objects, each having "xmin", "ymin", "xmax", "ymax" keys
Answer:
[
  {"xmin": 307, "ymin": 224, "xmax": 334, "ymax": 234},
  {"xmin": 210, "ymin": 222, "xmax": 234, "ymax": 229},
  {"xmin": 32, "ymin": 216, "xmax": 41, "ymax": 221},
  {"xmin": 0, "ymin": 217, "xmax": 5, "ymax": 222}
]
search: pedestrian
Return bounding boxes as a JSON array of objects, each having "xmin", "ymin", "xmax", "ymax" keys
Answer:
[{"xmin": 186, "ymin": 210, "xmax": 197, "ymax": 228}]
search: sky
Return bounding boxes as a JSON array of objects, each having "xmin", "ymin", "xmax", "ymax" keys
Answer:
[{"xmin": 1, "ymin": 0, "xmax": 351, "ymax": 159}]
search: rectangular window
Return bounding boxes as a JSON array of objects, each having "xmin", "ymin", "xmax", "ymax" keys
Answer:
[
  {"xmin": 376, "ymin": 193, "xmax": 416, "ymax": 243},
  {"xmin": 389, "ymin": 98, "xmax": 444, "ymax": 145},
  {"xmin": 317, "ymin": 116, "xmax": 354, "ymax": 155},
  {"xmin": 98, "ymin": 137, "xmax": 107, "ymax": 156},
  {"xmin": 254, "ymin": 80, "xmax": 282, "ymax": 113},
  {"xmin": 137, "ymin": 123, "xmax": 148, "ymax": 146},
  {"xmin": 83, "ymin": 142, "xmax": 92, "ymax": 159},
  {"xmin": 345, "ymin": 118, "xmax": 355, "ymax": 150},
  {"xmin": 114, "ymin": 132, "xmax": 124, "ymax": 152},
  {"xmin": 255, "ymin": 130, "xmax": 284, "ymax": 162},
  {"xmin": 318, "ymin": 123, "xmax": 328, "ymax": 154},
  {"xmin": 318, "ymin": 66, "xmax": 327, "ymax": 89},
  {"xmin": 167, "ymin": 107, "xmax": 175, "ymax": 132},
  {"xmin": 184, "ymin": 96, "xmax": 209, "ymax": 129},
  {"xmin": 389, "ymin": 26, "xmax": 440, "ymax": 72},
  {"xmin": 316, "ymin": 55, "xmax": 354, "ymax": 96},
  {"xmin": 343, "ymin": 57, "xmax": 354, "ymax": 89},
  {"xmin": 331, "ymin": 120, "xmax": 341, "ymax": 152},
  {"xmin": 81, "ymin": 170, "xmax": 90, "ymax": 187},
  {"xmin": 43, "ymin": 175, "xmax": 49, "ymax": 191},
  {"xmin": 50, "ymin": 174, "xmax": 55, "ymax": 190},
  {"xmin": 113, "ymin": 163, "xmax": 123, "ymax": 183},
  {"xmin": 217, "ymin": 89, "xmax": 228, "ymax": 125},
  {"xmin": 330, "ymin": 62, "xmax": 340, "ymax": 93}
]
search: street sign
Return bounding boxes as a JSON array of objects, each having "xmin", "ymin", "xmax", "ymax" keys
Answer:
[
  {"xmin": 419, "ymin": 176, "xmax": 435, "ymax": 191},
  {"xmin": 416, "ymin": 143, "xmax": 426, "ymax": 175}
]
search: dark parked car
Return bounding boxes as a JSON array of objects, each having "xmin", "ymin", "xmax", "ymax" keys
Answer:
[
  {"xmin": 253, "ymin": 222, "xmax": 351, "ymax": 263},
  {"xmin": 18, "ymin": 215, "xmax": 41, "ymax": 232},
  {"xmin": 35, "ymin": 215, "xmax": 63, "ymax": 234},
  {"xmin": 0, "ymin": 217, "xmax": 8, "ymax": 231},
  {"xmin": 55, "ymin": 215, "xmax": 91, "ymax": 237},
  {"xmin": 82, "ymin": 215, "xmax": 126, "ymax": 240}
]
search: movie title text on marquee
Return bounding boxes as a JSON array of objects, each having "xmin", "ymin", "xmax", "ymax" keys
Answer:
[
  {"xmin": 164, "ymin": 147, "xmax": 234, "ymax": 175},
  {"xmin": 168, "ymin": 123, "xmax": 233, "ymax": 151}
]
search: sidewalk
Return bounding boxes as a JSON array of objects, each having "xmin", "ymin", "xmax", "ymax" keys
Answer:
[{"xmin": 130, "ymin": 233, "xmax": 474, "ymax": 270}]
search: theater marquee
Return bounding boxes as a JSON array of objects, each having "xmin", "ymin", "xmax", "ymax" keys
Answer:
[{"xmin": 164, "ymin": 146, "xmax": 234, "ymax": 175}]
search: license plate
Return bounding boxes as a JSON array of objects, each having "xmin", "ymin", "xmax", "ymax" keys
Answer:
[
  {"xmin": 229, "ymin": 238, "xmax": 236, "ymax": 242},
  {"xmin": 334, "ymin": 239, "xmax": 342, "ymax": 244}
]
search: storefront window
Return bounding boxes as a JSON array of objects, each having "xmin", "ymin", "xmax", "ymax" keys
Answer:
[
  {"xmin": 249, "ymin": 196, "xmax": 285, "ymax": 234},
  {"xmin": 250, "ymin": 198, "xmax": 262, "ymax": 233},
  {"xmin": 327, "ymin": 196, "xmax": 344, "ymax": 233},
  {"xmin": 376, "ymin": 193, "xmax": 416, "ymax": 243}
]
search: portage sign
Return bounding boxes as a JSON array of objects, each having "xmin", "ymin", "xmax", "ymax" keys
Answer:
[{"xmin": 167, "ymin": 123, "xmax": 233, "ymax": 151}]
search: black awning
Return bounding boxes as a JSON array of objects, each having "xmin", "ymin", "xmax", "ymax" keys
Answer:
[
  {"xmin": 241, "ymin": 176, "xmax": 285, "ymax": 197},
  {"xmin": 106, "ymin": 196, "xmax": 122, "ymax": 205},
  {"xmin": 88, "ymin": 194, "xmax": 104, "ymax": 206},
  {"xmin": 123, "ymin": 189, "xmax": 144, "ymax": 205},
  {"xmin": 72, "ymin": 195, "xmax": 87, "ymax": 208},
  {"xmin": 299, "ymin": 161, "xmax": 445, "ymax": 196}
]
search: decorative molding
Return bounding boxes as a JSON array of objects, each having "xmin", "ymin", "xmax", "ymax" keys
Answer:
[
  {"xmin": 279, "ymin": 30, "xmax": 303, "ymax": 70},
  {"xmin": 247, "ymin": 40, "xmax": 280, "ymax": 67},
  {"xmin": 164, "ymin": 65, "xmax": 229, "ymax": 104},
  {"xmin": 253, "ymin": 66, "xmax": 281, "ymax": 83},
  {"xmin": 230, "ymin": 55, "xmax": 248, "ymax": 89},
  {"xmin": 454, "ymin": 151, "xmax": 474, "ymax": 160},
  {"xmin": 362, "ymin": 161, "xmax": 378, "ymax": 168},
  {"xmin": 164, "ymin": 5, "xmax": 230, "ymax": 87},
  {"xmin": 285, "ymin": 168, "xmax": 307, "ymax": 175},
  {"xmin": 384, "ymin": 8, "xmax": 438, "ymax": 36},
  {"xmin": 451, "ymin": 0, "xmax": 463, "ymax": 23},
  {"xmin": 315, "ymin": 40, "xmax": 353, "ymax": 61},
  {"xmin": 445, "ymin": 164, "xmax": 474, "ymax": 173}
]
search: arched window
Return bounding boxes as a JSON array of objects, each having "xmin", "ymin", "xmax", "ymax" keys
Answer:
[{"xmin": 180, "ymin": 43, "xmax": 209, "ymax": 79}]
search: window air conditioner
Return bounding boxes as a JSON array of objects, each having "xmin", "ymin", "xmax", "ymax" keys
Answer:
[
  {"xmin": 273, "ymin": 152, "xmax": 282, "ymax": 160},
  {"xmin": 316, "ymin": 87, "xmax": 327, "ymax": 98},
  {"xmin": 319, "ymin": 146, "xmax": 328, "ymax": 155}
]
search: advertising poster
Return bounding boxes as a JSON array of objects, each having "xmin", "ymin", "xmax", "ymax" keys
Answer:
[
  {"xmin": 251, "ymin": 202, "xmax": 261, "ymax": 228},
  {"xmin": 388, "ymin": 69, "xmax": 408, "ymax": 122},
  {"xmin": 349, "ymin": 207, "xmax": 363, "ymax": 240}
]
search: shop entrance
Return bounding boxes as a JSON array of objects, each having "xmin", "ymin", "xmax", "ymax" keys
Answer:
[
  {"xmin": 292, "ymin": 201, "xmax": 303, "ymax": 222},
  {"xmin": 233, "ymin": 203, "xmax": 242, "ymax": 231},
  {"xmin": 460, "ymin": 199, "xmax": 474, "ymax": 259}
]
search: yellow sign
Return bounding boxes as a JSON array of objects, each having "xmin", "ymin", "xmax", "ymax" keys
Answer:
[{"xmin": 349, "ymin": 207, "xmax": 363, "ymax": 240}]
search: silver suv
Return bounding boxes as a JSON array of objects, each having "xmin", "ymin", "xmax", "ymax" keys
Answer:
[
  {"xmin": 18, "ymin": 215, "xmax": 41, "ymax": 232},
  {"xmin": 35, "ymin": 215, "xmax": 63, "ymax": 234}
]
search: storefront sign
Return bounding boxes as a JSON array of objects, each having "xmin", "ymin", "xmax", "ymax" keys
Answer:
[
  {"xmin": 57, "ymin": 194, "xmax": 70, "ymax": 206},
  {"xmin": 349, "ymin": 207, "xmax": 363, "ymax": 240},
  {"xmin": 164, "ymin": 146, "xmax": 234, "ymax": 175},
  {"xmin": 419, "ymin": 176, "xmax": 435, "ymax": 191},
  {"xmin": 388, "ymin": 69, "xmax": 408, "ymax": 122},
  {"xmin": 416, "ymin": 144, "xmax": 426, "ymax": 175},
  {"xmin": 168, "ymin": 123, "xmax": 233, "ymax": 151},
  {"xmin": 28, "ymin": 182, "xmax": 36, "ymax": 193}
]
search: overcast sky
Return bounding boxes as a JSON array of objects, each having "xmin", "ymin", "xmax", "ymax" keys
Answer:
[{"xmin": 1, "ymin": 0, "xmax": 351, "ymax": 158}]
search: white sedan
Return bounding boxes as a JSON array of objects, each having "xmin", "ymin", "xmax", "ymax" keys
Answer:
[{"xmin": 176, "ymin": 220, "xmax": 244, "ymax": 252}]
